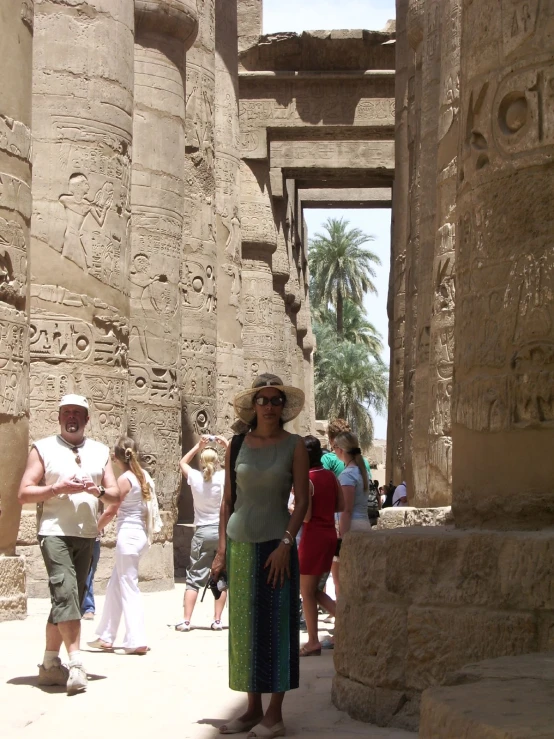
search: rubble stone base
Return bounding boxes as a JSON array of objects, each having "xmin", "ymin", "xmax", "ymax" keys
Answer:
[
  {"xmin": 0, "ymin": 556, "xmax": 26, "ymax": 621},
  {"xmin": 334, "ymin": 527, "xmax": 554, "ymax": 731},
  {"xmin": 420, "ymin": 652, "xmax": 554, "ymax": 738}
]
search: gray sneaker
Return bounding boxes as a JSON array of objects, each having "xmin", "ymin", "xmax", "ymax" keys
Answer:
[
  {"xmin": 38, "ymin": 658, "xmax": 69, "ymax": 687},
  {"xmin": 66, "ymin": 664, "xmax": 88, "ymax": 695}
]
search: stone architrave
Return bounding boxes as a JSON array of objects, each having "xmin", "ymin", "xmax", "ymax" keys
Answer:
[
  {"xmin": 453, "ymin": 0, "xmax": 554, "ymax": 529},
  {"xmin": 240, "ymin": 160, "xmax": 277, "ymax": 379},
  {"xmin": 182, "ymin": 0, "xmax": 218, "ymax": 457},
  {"xmin": 402, "ymin": 0, "xmax": 425, "ymax": 499},
  {"xmin": 411, "ymin": 0, "xmax": 441, "ymax": 505},
  {"xmin": 387, "ymin": 0, "xmax": 409, "ymax": 485},
  {"xmin": 426, "ymin": 0, "xmax": 460, "ymax": 507},
  {"xmin": 0, "ymin": 1, "xmax": 33, "ymax": 619},
  {"xmin": 270, "ymin": 140, "xmax": 395, "ymax": 172},
  {"xmin": 215, "ymin": 0, "xmax": 244, "ymax": 436},
  {"xmin": 129, "ymin": 1, "xmax": 197, "ymax": 516},
  {"xmin": 30, "ymin": 0, "xmax": 134, "ymax": 448}
]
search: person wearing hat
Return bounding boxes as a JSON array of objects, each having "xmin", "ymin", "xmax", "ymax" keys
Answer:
[
  {"xmin": 18, "ymin": 394, "xmax": 120, "ymax": 695},
  {"xmin": 212, "ymin": 373, "xmax": 310, "ymax": 738}
]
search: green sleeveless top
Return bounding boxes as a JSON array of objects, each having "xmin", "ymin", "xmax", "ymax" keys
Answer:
[{"xmin": 226, "ymin": 433, "xmax": 300, "ymax": 543}]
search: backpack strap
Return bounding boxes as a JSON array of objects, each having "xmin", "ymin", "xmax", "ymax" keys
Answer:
[{"xmin": 230, "ymin": 433, "xmax": 245, "ymax": 513}]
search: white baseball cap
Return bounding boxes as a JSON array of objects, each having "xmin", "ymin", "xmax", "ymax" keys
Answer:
[{"xmin": 59, "ymin": 394, "xmax": 89, "ymax": 410}]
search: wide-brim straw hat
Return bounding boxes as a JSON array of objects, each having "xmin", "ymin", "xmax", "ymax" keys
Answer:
[{"xmin": 233, "ymin": 373, "xmax": 305, "ymax": 425}]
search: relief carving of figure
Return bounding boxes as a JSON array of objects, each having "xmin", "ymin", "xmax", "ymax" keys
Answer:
[{"xmin": 59, "ymin": 173, "xmax": 113, "ymax": 270}]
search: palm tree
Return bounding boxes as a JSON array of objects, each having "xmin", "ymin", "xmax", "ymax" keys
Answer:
[
  {"xmin": 314, "ymin": 340, "xmax": 388, "ymax": 448},
  {"xmin": 316, "ymin": 299, "xmax": 384, "ymax": 363},
  {"xmin": 309, "ymin": 217, "xmax": 381, "ymax": 336}
]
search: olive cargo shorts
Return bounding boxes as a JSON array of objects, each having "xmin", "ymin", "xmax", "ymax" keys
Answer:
[{"xmin": 39, "ymin": 535, "xmax": 95, "ymax": 624}]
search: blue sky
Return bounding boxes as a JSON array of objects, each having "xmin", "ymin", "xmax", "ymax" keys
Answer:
[{"xmin": 265, "ymin": 0, "xmax": 396, "ymax": 439}]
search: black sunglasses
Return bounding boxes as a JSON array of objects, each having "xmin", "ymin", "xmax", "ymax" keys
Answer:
[{"xmin": 255, "ymin": 396, "xmax": 285, "ymax": 407}]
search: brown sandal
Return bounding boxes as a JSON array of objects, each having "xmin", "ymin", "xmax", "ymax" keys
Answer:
[{"xmin": 300, "ymin": 645, "xmax": 321, "ymax": 657}]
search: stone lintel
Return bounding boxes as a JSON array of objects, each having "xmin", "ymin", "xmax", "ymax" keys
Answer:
[
  {"xmin": 270, "ymin": 167, "xmax": 284, "ymax": 198},
  {"xmin": 299, "ymin": 187, "xmax": 391, "ymax": 209},
  {"xmin": 270, "ymin": 139, "xmax": 394, "ymax": 171},
  {"xmin": 240, "ymin": 70, "xmax": 395, "ymax": 79}
]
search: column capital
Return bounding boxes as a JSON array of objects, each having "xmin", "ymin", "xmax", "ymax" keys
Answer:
[{"xmin": 135, "ymin": 0, "xmax": 198, "ymax": 48}]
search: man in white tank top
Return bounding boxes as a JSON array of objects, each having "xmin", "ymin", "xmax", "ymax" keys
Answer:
[{"xmin": 18, "ymin": 394, "xmax": 120, "ymax": 695}]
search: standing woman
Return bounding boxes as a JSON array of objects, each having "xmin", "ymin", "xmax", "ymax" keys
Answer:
[
  {"xmin": 334, "ymin": 431, "xmax": 373, "ymax": 536},
  {"xmin": 212, "ymin": 374, "xmax": 309, "ymax": 738},
  {"xmin": 176, "ymin": 434, "xmax": 229, "ymax": 631},
  {"xmin": 298, "ymin": 435, "xmax": 344, "ymax": 656},
  {"xmin": 91, "ymin": 437, "xmax": 161, "ymax": 654}
]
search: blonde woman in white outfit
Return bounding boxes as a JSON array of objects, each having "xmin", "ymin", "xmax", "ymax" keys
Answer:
[
  {"xmin": 90, "ymin": 437, "xmax": 161, "ymax": 654},
  {"xmin": 175, "ymin": 434, "xmax": 228, "ymax": 632}
]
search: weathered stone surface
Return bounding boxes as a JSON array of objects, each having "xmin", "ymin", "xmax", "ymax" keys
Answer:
[
  {"xmin": 299, "ymin": 188, "xmax": 392, "ymax": 209},
  {"xmin": 0, "ymin": 556, "xmax": 26, "ymax": 621},
  {"xmin": 0, "ymin": 0, "xmax": 33, "ymax": 563},
  {"xmin": 376, "ymin": 506, "xmax": 453, "ymax": 530},
  {"xmin": 336, "ymin": 528, "xmax": 554, "ymax": 729},
  {"xmin": 420, "ymin": 653, "xmax": 554, "ymax": 739}
]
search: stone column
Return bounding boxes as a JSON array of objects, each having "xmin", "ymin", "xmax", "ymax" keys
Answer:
[
  {"xmin": 387, "ymin": 0, "xmax": 409, "ymax": 485},
  {"xmin": 453, "ymin": 1, "xmax": 554, "ymax": 528},
  {"xmin": 129, "ymin": 1, "xmax": 197, "ymax": 515},
  {"xmin": 426, "ymin": 0, "xmax": 460, "ymax": 507},
  {"xmin": 181, "ymin": 0, "xmax": 218, "ymax": 457},
  {"xmin": 31, "ymin": 0, "xmax": 134, "ymax": 445},
  {"xmin": 238, "ymin": 0, "xmax": 262, "ymax": 53},
  {"xmin": 410, "ymin": 0, "xmax": 441, "ymax": 505},
  {"xmin": 240, "ymin": 160, "xmax": 277, "ymax": 380},
  {"xmin": 215, "ymin": 0, "xmax": 244, "ymax": 435},
  {"xmin": 402, "ymin": 0, "xmax": 424, "ymax": 496},
  {"xmin": 0, "ymin": 1, "xmax": 33, "ymax": 617}
]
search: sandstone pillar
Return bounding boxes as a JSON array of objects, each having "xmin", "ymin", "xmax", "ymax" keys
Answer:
[
  {"xmin": 240, "ymin": 160, "xmax": 277, "ymax": 380},
  {"xmin": 0, "ymin": 0, "xmax": 33, "ymax": 617},
  {"xmin": 410, "ymin": 0, "xmax": 441, "ymax": 505},
  {"xmin": 426, "ymin": 0, "xmax": 460, "ymax": 506},
  {"xmin": 271, "ymin": 200, "xmax": 292, "ymax": 385},
  {"xmin": 387, "ymin": 0, "xmax": 410, "ymax": 485},
  {"xmin": 181, "ymin": 0, "xmax": 218, "ymax": 455},
  {"xmin": 129, "ymin": 1, "xmax": 197, "ymax": 515},
  {"xmin": 402, "ymin": 0, "xmax": 424, "ymax": 496},
  {"xmin": 453, "ymin": 1, "xmax": 554, "ymax": 528},
  {"xmin": 215, "ymin": 0, "xmax": 243, "ymax": 436},
  {"xmin": 31, "ymin": 0, "xmax": 134, "ymax": 445},
  {"xmin": 238, "ymin": 0, "xmax": 262, "ymax": 53}
]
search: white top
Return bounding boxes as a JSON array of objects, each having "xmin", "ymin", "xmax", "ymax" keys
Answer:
[
  {"xmin": 338, "ymin": 465, "xmax": 368, "ymax": 520},
  {"xmin": 34, "ymin": 435, "xmax": 109, "ymax": 538},
  {"xmin": 393, "ymin": 482, "xmax": 408, "ymax": 507},
  {"xmin": 187, "ymin": 468, "xmax": 225, "ymax": 526},
  {"xmin": 117, "ymin": 470, "xmax": 151, "ymax": 532}
]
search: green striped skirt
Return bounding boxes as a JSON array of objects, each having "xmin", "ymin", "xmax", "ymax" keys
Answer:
[{"xmin": 227, "ymin": 538, "xmax": 300, "ymax": 693}]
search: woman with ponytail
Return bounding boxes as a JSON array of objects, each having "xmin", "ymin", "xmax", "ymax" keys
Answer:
[
  {"xmin": 90, "ymin": 437, "xmax": 161, "ymax": 654},
  {"xmin": 333, "ymin": 431, "xmax": 373, "ymax": 537},
  {"xmin": 176, "ymin": 434, "xmax": 229, "ymax": 632}
]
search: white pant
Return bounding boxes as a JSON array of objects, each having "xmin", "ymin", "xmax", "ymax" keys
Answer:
[{"xmin": 96, "ymin": 526, "xmax": 149, "ymax": 649}]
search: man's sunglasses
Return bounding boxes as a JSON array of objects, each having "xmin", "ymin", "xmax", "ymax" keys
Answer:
[{"xmin": 255, "ymin": 396, "xmax": 285, "ymax": 407}]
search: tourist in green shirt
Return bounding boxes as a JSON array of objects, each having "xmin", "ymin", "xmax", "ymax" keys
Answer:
[{"xmin": 322, "ymin": 418, "xmax": 372, "ymax": 480}]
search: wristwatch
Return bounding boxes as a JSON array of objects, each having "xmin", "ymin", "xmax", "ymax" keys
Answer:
[
  {"xmin": 281, "ymin": 533, "xmax": 293, "ymax": 546},
  {"xmin": 97, "ymin": 485, "xmax": 106, "ymax": 499}
]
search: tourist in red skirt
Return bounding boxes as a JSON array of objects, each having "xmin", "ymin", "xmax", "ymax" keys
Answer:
[{"xmin": 298, "ymin": 435, "xmax": 344, "ymax": 656}]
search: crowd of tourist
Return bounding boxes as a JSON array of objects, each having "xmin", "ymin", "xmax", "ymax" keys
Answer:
[{"xmin": 16, "ymin": 374, "xmax": 407, "ymax": 736}]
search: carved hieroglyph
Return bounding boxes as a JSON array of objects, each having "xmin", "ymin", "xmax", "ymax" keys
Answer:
[
  {"xmin": 215, "ymin": 0, "xmax": 244, "ymax": 437},
  {"xmin": 129, "ymin": 3, "xmax": 196, "ymax": 515},
  {"xmin": 453, "ymin": 0, "xmax": 554, "ymax": 528},
  {"xmin": 426, "ymin": 0, "xmax": 460, "ymax": 507},
  {"xmin": 31, "ymin": 0, "xmax": 134, "ymax": 449},
  {"xmin": 410, "ymin": 0, "xmax": 441, "ymax": 505},
  {"xmin": 182, "ymin": 0, "xmax": 218, "ymax": 461},
  {"xmin": 0, "ymin": 0, "xmax": 33, "ymax": 557},
  {"xmin": 240, "ymin": 160, "xmax": 277, "ymax": 377}
]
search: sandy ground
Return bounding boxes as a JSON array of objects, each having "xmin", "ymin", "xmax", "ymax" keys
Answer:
[{"xmin": 0, "ymin": 583, "xmax": 416, "ymax": 739}]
